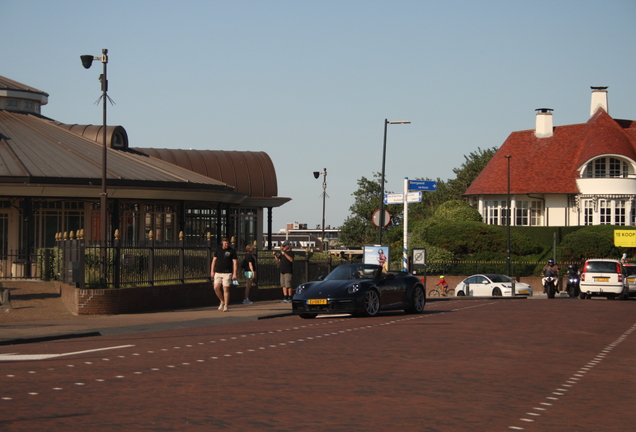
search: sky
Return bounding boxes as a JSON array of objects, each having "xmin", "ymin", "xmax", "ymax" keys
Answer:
[{"xmin": 2, "ymin": 0, "xmax": 636, "ymax": 233}]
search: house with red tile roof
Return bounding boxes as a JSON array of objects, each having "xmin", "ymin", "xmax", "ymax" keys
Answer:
[{"xmin": 465, "ymin": 87, "xmax": 636, "ymax": 227}]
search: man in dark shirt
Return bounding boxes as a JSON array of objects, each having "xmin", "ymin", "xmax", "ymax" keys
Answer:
[
  {"xmin": 211, "ymin": 237, "xmax": 238, "ymax": 312},
  {"xmin": 274, "ymin": 241, "xmax": 294, "ymax": 303}
]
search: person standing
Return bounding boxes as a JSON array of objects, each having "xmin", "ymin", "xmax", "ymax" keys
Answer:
[
  {"xmin": 211, "ymin": 237, "xmax": 238, "ymax": 312},
  {"xmin": 274, "ymin": 241, "xmax": 294, "ymax": 303},
  {"xmin": 242, "ymin": 244, "xmax": 256, "ymax": 304}
]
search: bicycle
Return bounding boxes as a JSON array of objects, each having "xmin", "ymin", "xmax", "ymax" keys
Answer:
[{"xmin": 428, "ymin": 284, "xmax": 455, "ymax": 297}]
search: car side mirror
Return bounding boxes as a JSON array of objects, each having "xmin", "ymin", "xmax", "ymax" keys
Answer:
[{"xmin": 317, "ymin": 275, "xmax": 325, "ymax": 281}]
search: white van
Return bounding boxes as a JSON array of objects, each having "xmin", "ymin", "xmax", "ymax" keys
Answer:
[{"xmin": 579, "ymin": 259, "xmax": 629, "ymax": 300}]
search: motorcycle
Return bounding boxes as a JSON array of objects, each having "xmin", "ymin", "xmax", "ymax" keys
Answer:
[
  {"xmin": 543, "ymin": 273, "xmax": 558, "ymax": 299},
  {"xmin": 566, "ymin": 274, "xmax": 580, "ymax": 298}
]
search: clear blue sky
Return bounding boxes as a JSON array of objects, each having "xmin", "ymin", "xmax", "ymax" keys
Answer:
[{"xmin": 2, "ymin": 0, "xmax": 635, "ymax": 232}]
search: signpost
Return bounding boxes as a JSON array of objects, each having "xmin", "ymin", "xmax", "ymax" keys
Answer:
[
  {"xmin": 408, "ymin": 180, "xmax": 437, "ymax": 191},
  {"xmin": 384, "ymin": 178, "xmax": 437, "ymax": 271}
]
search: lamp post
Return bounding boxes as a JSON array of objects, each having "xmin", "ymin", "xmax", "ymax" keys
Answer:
[
  {"xmin": 80, "ymin": 49, "xmax": 109, "ymax": 284},
  {"xmin": 505, "ymin": 155, "xmax": 512, "ymax": 277},
  {"xmin": 313, "ymin": 168, "xmax": 327, "ymax": 251},
  {"xmin": 379, "ymin": 119, "xmax": 410, "ymax": 245}
]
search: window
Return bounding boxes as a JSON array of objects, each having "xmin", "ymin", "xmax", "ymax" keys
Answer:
[
  {"xmin": 5, "ymin": 100, "xmax": 18, "ymax": 107},
  {"xmin": 584, "ymin": 200, "xmax": 594, "ymax": 225},
  {"xmin": 615, "ymin": 200, "xmax": 626, "ymax": 225},
  {"xmin": 599, "ymin": 199, "xmax": 611, "ymax": 224},
  {"xmin": 24, "ymin": 102, "xmax": 33, "ymax": 110},
  {"xmin": 585, "ymin": 157, "xmax": 629, "ymax": 178}
]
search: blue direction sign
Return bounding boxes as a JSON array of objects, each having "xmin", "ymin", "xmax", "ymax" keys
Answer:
[{"xmin": 409, "ymin": 180, "xmax": 437, "ymax": 191}]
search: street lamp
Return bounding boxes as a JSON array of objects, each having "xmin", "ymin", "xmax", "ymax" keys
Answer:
[
  {"xmin": 379, "ymin": 119, "xmax": 410, "ymax": 245},
  {"xmin": 80, "ymin": 48, "xmax": 109, "ymax": 284},
  {"xmin": 505, "ymin": 155, "xmax": 512, "ymax": 277},
  {"xmin": 313, "ymin": 168, "xmax": 327, "ymax": 251}
]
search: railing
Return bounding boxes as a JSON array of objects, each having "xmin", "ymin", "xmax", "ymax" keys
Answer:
[
  {"xmin": 42, "ymin": 231, "xmax": 586, "ymax": 287},
  {"xmin": 0, "ymin": 249, "xmax": 56, "ymax": 280},
  {"xmin": 54, "ymin": 230, "xmax": 361, "ymax": 289}
]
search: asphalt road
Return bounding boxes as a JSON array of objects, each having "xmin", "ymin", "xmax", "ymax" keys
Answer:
[{"xmin": 1, "ymin": 298, "xmax": 635, "ymax": 431}]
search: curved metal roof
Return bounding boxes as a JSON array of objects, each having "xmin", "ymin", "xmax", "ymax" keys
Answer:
[{"xmin": 133, "ymin": 148, "xmax": 279, "ymax": 198}]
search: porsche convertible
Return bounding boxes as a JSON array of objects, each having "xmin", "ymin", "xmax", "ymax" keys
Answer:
[{"xmin": 291, "ymin": 264, "xmax": 426, "ymax": 319}]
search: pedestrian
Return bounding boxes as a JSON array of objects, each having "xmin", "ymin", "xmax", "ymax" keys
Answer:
[
  {"xmin": 242, "ymin": 244, "xmax": 256, "ymax": 304},
  {"xmin": 211, "ymin": 237, "xmax": 238, "ymax": 312},
  {"xmin": 274, "ymin": 241, "xmax": 294, "ymax": 303},
  {"xmin": 621, "ymin": 253, "xmax": 628, "ymax": 264}
]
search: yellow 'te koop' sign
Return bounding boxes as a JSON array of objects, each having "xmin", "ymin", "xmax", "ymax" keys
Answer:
[{"xmin": 614, "ymin": 230, "xmax": 636, "ymax": 247}]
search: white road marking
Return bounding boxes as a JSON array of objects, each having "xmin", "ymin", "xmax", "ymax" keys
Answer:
[{"xmin": 0, "ymin": 345, "xmax": 135, "ymax": 362}]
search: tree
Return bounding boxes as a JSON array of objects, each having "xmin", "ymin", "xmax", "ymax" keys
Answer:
[
  {"xmin": 408, "ymin": 147, "xmax": 497, "ymax": 223},
  {"xmin": 339, "ymin": 173, "xmax": 402, "ymax": 247}
]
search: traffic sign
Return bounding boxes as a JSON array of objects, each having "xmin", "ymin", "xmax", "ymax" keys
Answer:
[
  {"xmin": 384, "ymin": 193, "xmax": 403, "ymax": 204},
  {"xmin": 384, "ymin": 192, "xmax": 422, "ymax": 204},
  {"xmin": 409, "ymin": 180, "xmax": 437, "ymax": 191},
  {"xmin": 406, "ymin": 191, "xmax": 422, "ymax": 203},
  {"xmin": 372, "ymin": 209, "xmax": 391, "ymax": 227}
]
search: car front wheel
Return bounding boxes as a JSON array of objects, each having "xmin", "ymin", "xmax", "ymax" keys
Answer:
[
  {"xmin": 362, "ymin": 290, "xmax": 380, "ymax": 317},
  {"xmin": 492, "ymin": 287, "xmax": 502, "ymax": 296}
]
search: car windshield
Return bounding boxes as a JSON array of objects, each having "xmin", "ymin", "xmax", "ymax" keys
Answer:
[
  {"xmin": 324, "ymin": 264, "xmax": 382, "ymax": 281},
  {"xmin": 487, "ymin": 274, "xmax": 513, "ymax": 283}
]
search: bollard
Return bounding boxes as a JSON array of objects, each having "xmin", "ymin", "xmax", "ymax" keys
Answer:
[{"xmin": 0, "ymin": 289, "xmax": 12, "ymax": 309}]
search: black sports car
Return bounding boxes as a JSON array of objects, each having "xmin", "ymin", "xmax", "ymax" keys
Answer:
[{"xmin": 291, "ymin": 264, "xmax": 426, "ymax": 319}]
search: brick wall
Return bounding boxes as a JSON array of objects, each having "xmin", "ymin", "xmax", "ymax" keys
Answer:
[{"xmin": 62, "ymin": 282, "xmax": 285, "ymax": 315}]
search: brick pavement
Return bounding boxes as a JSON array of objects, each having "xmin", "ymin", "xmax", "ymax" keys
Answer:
[{"xmin": 0, "ymin": 282, "xmax": 294, "ymax": 345}]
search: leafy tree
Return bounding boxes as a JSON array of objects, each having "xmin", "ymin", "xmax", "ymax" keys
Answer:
[
  {"xmin": 446, "ymin": 147, "xmax": 497, "ymax": 199},
  {"xmin": 339, "ymin": 173, "xmax": 402, "ymax": 247}
]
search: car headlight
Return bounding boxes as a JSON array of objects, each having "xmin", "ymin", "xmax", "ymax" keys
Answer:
[
  {"xmin": 296, "ymin": 285, "xmax": 307, "ymax": 294},
  {"xmin": 347, "ymin": 284, "xmax": 360, "ymax": 293}
]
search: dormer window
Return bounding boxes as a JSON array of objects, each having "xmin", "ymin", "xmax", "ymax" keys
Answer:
[{"xmin": 584, "ymin": 157, "xmax": 628, "ymax": 178}]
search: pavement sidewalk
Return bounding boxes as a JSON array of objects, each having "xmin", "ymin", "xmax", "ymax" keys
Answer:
[{"xmin": 0, "ymin": 283, "xmax": 293, "ymax": 346}]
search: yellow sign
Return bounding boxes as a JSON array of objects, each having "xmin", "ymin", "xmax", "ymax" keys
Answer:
[{"xmin": 614, "ymin": 230, "xmax": 636, "ymax": 247}]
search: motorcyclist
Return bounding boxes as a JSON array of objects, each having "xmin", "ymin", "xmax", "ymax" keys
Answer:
[
  {"xmin": 566, "ymin": 264, "xmax": 579, "ymax": 278},
  {"xmin": 541, "ymin": 259, "xmax": 560, "ymax": 293},
  {"xmin": 565, "ymin": 264, "xmax": 580, "ymax": 297}
]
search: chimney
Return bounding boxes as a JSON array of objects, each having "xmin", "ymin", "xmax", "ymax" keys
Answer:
[
  {"xmin": 590, "ymin": 86, "xmax": 608, "ymax": 117},
  {"xmin": 535, "ymin": 108, "xmax": 554, "ymax": 138}
]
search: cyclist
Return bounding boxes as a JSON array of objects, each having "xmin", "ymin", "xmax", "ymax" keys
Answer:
[{"xmin": 436, "ymin": 275, "xmax": 449, "ymax": 295}]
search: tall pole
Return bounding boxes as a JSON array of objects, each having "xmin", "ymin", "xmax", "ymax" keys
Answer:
[
  {"xmin": 321, "ymin": 168, "xmax": 327, "ymax": 250},
  {"xmin": 378, "ymin": 119, "xmax": 410, "ymax": 245},
  {"xmin": 100, "ymin": 49, "xmax": 108, "ymax": 285},
  {"xmin": 506, "ymin": 155, "xmax": 511, "ymax": 277},
  {"xmin": 81, "ymin": 49, "xmax": 109, "ymax": 285},
  {"xmin": 378, "ymin": 120, "xmax": 389, "ymax": 245}
]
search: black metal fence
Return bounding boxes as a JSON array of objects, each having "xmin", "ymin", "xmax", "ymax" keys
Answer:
[
  {"xmin": 0, "ymin": 249, "xmax": 57, "ymax": 280},
  {"xmin": 51, "ymin": 236, "xmax": 361, "ymax": 289},
  {"xmin": 5, "ymin": 237, "xmax": 579, "ymax": 287}
]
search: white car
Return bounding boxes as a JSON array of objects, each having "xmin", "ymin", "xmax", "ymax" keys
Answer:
[
  {"xmin": 580, "ymin": 259, "xmax": 629, "ymax": 300},
  {"xmin": 455, "ymin": 274, "xmax": 533, "ymax": 297}
]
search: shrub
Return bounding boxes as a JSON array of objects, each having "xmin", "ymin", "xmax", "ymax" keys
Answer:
[{"xmin": 560, "ymin": 230, "xmax": 618, "ymax": 261}]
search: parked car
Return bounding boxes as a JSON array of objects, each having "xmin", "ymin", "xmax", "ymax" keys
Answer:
[
  {"xmin": 579, "ymin": 259, "xmax": 629, "ymax": 300},
  {"xmin": 454, "ymin": 274, "xmax": 533, "ymax": 297},
  {"xmin": 291, "ymin": 264, "xmax": 426, "ymax": 319},
  {"xmin": 620, "ymin": 263, "xmax": 636, "ymax": 298}
]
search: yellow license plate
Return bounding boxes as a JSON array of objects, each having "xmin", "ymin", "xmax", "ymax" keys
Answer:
[
  {"xmin": 307, "ymin": 299, "xmax": 327, "ymax": 305},
  {"xmin": 519, "ymin": 290, "xmax": 528, "ymax": 294},
  {"xmin": 595, "ymin": 277, "xmax": 609, "ymax": 282}
]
